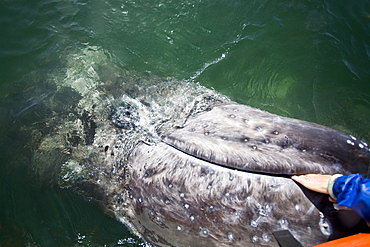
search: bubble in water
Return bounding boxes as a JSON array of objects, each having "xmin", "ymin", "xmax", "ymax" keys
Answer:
[{"xmin": 77, "ymin": 233, "xmax": 86, "ymax": 244}]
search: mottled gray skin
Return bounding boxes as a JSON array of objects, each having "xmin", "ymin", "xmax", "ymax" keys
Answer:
[
  {"xmin": 122, "ymin": 104, "xmax": 369, "ymax": 247},
  {"xmin": 23, "ymin": 48, "xmax": 369, "ymax": 246}
]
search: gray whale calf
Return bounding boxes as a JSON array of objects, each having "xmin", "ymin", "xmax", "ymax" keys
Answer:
[{"xmin": 17, "ymin": 48, "xmax": 369, "ymax": 246}]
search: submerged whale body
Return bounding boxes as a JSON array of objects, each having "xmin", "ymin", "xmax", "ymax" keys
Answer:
[{"xmin": 16, "ymin": 48, "xmax": 369, "ymax": 246}]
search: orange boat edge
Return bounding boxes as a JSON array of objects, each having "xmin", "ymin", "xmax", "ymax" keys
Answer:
[{"xmin": 315, "ymin": 233, "xmax": 370, "ymax": 247}]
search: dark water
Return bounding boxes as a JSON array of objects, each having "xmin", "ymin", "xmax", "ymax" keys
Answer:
[{"xmin": 0, "ymin": 0, "xmax": 369, "ymax": 246}]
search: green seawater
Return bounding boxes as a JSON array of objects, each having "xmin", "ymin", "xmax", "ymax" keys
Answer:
[{"xmin": 0, "ymin": 0, "xmax": 369, "ymax": 246}]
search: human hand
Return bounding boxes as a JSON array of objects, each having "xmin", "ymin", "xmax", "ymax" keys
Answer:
[{"xmin": 291, "ymin": 174, "xmax": 333, "ymax": 195}]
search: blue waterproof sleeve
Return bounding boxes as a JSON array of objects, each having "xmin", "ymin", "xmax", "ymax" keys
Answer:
[{"xmin": 333, "ymin": 174, "xmax": 370, "ymax": 222}]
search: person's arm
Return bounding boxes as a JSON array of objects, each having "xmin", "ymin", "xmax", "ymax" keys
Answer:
[
  {"xmin": 292, "ymin": 173, "xmax": 370, "ymax": 224},
  {"xmin": 332, "ymin": 174, "xmax": 370, "ymax": 222}
]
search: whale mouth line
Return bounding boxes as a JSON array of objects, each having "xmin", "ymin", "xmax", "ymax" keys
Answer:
[{"xmin": 162, "ymin": 140, "xmax": 291, "ymax": 179}]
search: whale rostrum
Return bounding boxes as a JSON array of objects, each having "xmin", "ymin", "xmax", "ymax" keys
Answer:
[{"xmin": 15, "ymin": 47, "xmax": 369, "ymax": 246}]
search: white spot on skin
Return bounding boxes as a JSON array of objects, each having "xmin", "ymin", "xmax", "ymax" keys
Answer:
[
  {"xmin": 251, "ymin": 220, "xmax": 258, "ymax": 227},
  {"xmin": 359, "ymin": 143, "xmax": 364, "ymax": 148},
  {"xmin": 279, "ymin": 218, "xmax": 289, "ymax": 229},
  {"xmin": 347, "ymin": 140, "xmax": 355, "ymax": 146},
  {"xmin": 177, "ymin": 225, "xmax": 183, "ymax": 231},
  {"xmin": 184, "ymin": 203, "xmax": 190, "ymax": 209},
  {"xmin": 168, "ymin": 184, "xmax": 173, "ymax": 188},
  {"xmin": 252, "ymin": 235, "xmax": 259, "ymax": 243},
  {"xmin": 350, "ymin": 135, "xmax": 357, "ymax": 140},
  {"xmin": 179, "ymin": 192, "xmax": 185, "ymax": 198},
  {"xmin": 199, "ymin": 228, "xmax": 209, "ymax": 237},
  {"xmin": 228, "ymin": 232, "xmax": 235, "ymax": 242},
  {"xmin": 319, "ymin": 216, "xmax": 332, "ymax": 236},
  {"xmin": 257, "ymin": 204, "xmax": 269, "ymax": 217},
  {"xmin": 190, "ymin": 215, "xmax": 195, "ymax": 222},
  {"xmin": 262, "ymin": 233, "xmax": 271, "ymax": 242}
]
